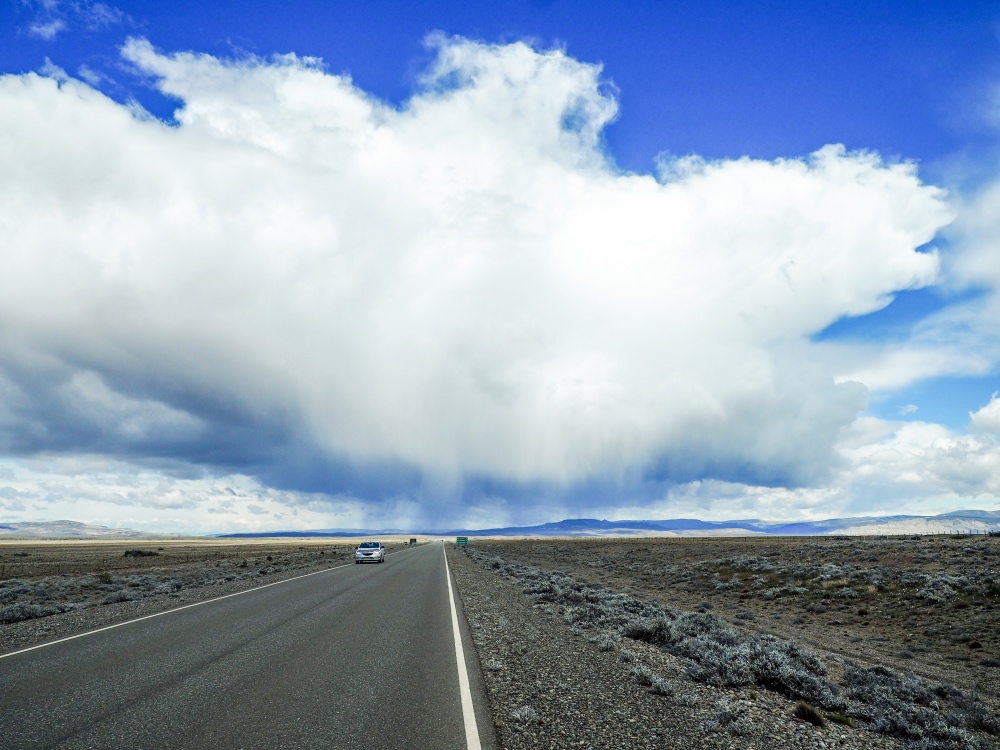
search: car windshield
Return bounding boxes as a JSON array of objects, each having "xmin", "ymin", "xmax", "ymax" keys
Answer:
[{"xmin": 359, "ymin": 542, "xmax": 380, "ymax": 548}]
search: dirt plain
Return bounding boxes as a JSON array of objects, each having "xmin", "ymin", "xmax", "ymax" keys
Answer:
[
  {"xmin": 455, "ymin": 534, "xmax": 1000, "ymax": 748},
  {"xmin": 469, "ymin": 535, "xmax": 1000, "ymax": 701}
]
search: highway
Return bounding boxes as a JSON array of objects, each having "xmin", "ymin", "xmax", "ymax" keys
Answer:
[{"xmin": 0, "ymin": 542, "xmax": 492, "ymax": 750}]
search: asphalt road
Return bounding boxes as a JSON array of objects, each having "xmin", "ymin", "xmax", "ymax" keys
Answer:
[{"xmin": 0, "ymin": 542, "xmax": 492, "ymax": 750}]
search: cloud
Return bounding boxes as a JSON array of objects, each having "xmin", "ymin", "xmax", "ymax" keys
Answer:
[
  {"xmin": 3, "ymin": 412, "xmax": 999, "ymax": 531},
  {"xmin": 836, "ymin": 417, "xmax": 1000, "ymax": 503},
  {"xmin": 81, "ymin": 2, "xmax": 123, "ymax": 30},
  {"xmin": 610, "ymin": 416, "xmax": 1000, "ymax": 524},
  {"xmin": 0, "ymin": 456, "xmax": 371, "ymax": 533},
  {"xmin": 824, "ymin": 291, "xmax": 1000, "ymax": 392},
  {"xmin": 22, "ymin": 1, "xmax": 124, "ymax": 41},
  {"xmin": 970, "ymin": 392, "xmax": 1000, "ymax": 433},
  {"xmin": 0, "ymin": 37, "xmax": 956, "ymax": 525},
  {"xmin": 76, "ymin": 65, "xmax": 105, "ymax": 87},
  {"xmin": 28, "ymin": 19, "xmax": 66, "ymax": 40}
]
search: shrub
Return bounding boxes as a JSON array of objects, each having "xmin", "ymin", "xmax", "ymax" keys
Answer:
[
  {"xmin": 825, "ymin": 712, "xmax": 854, "ymax": 727},
  {"xmin": 844, "ymin": 663, "xmax": 985, "ymax": 747},
  {"xmin": 122, "ymin": 549, "xmax": 159, "ymax": 558},
  {"xmin": 629, "ymin": 661, "xmax": 675, "ymax": 695},
  {"xmin": 793, "ymin": 700, "xmax": 825, "ymax": 727},
  {"xmin": 917, "ymin": 575, "xmax": 970, "ymax": 603},
  {"xmin": 701, "ymin": 697, "xmax": 752, "ymax": 736},
  {"xmin": 598, "ymin": 633, "xmax": 619, "ymax": 651},
  {"xmin": 0, "ymin": 602, "xmax": 54, "ymax": 623},
  {"xmin": 714, "ymin": 574, "xmax": 742, "ymax": 591},
  {"xmin": 0, "ymin": 580, "xmax": 31, "ymax": 604},
  {"xmin": 103, "ymin": 589, "xmax": 143, "ymax": 604},
  {"xmin": 510, "ymin": 705, "xmax": 538, "ymax": 724},
  {"xmin": 621, "ymin": 610, "xmax": 843, "ymax": 709},
  {"xmin": 649, "ymin": 675, "xmax": 674, "ymax": 697}
]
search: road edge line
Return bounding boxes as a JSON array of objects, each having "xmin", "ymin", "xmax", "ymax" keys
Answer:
[
  {"xmin": 444, "ymin": 543, "xmax": 484, "ymax": 750},
  {"xmin": 0, "ymin": 560, "xmax": 357, "ymax": 661}
]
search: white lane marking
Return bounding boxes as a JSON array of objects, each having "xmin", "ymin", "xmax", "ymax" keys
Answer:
[
  {"xmin": 0, "ymin": 552, "xmax": 389, "ymax": 661},
  {"xmin": 444, "ymin": 542, "xmax": 483, "ymax": 750}
]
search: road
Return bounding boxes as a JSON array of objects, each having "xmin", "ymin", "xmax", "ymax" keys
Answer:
[{"xmin": 0, "ymin": 542, "xmax": 492, "ymax": 750}]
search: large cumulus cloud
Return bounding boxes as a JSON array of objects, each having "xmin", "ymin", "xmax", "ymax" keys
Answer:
[{"xmin": 0, "ymin": 37, "xmax": 953, "ymax": 524}]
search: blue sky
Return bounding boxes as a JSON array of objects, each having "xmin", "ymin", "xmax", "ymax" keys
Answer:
[{"xmin": 0, "ymin": 0, "xmax": 999, "ymax": 532}]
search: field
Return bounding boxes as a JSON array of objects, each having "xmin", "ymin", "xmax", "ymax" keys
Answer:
[
  {"xmin": 451, "ymin": 534, "xmax": 1000, "ymax": 749},
  {"xmin": 0, "ymin": 537, "xmax": 412, "ymax": 652},
  {"xmin": 478, "ymin": 535, "xmax": 1000, "ymax": 696},
  {"xmin": 0, "ymin": 538, "xmax": 361, "ymax": 580}
]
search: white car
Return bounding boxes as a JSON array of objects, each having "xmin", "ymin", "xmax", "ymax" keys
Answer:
[{"xmin": 354, "ymin": 541, "xmax": 385, "ymax": 563}]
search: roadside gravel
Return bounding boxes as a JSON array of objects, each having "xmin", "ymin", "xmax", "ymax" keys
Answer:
[{"xmin": 448, "ymin": 545, "xmax": 911, "ymax": 750}]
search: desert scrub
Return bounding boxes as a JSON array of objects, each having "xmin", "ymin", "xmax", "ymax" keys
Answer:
[
  {"xmin": 844, "ymin": 663, "xmax": 997, "ymax": 748},
  {"xmin": 510, "ymin": 705, "xmax": 539, "ymax": 724},
  {"xmin": 629, "ymin": 663, "xmax": 674, "ymax": 696},
  {"xmin": 700, "ymin": 696, "xmax": 752, "ymax": 735},
  {"xmin": 0, "ymin": 560, "xmax": 270, "ymax": 623},
  {"xmin": 619, "ymin": 610, "xmax": 843, "ymax": 709},
  {"xmin": 916, "ymin": 574, "xmax": 969, "ymax": 603},
  {"xmin": 465, "ymin": 545, "xmax": 1000, "ymax": 749},
  {"xmin": 793, "ymin": 700, "xmax": 826, "ymax": 727},
  {"xmin": 0, "ymin": 601, "xmax": 81, "ymax": 623},
  {"xmin": 465, "ymin": 547, "xmax": 845, "ymax": 709}
]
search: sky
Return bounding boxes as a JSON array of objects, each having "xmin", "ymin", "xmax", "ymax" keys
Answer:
[{"xmin": 0, "ymin": 0, "xmax": 999, "ymax": 534}]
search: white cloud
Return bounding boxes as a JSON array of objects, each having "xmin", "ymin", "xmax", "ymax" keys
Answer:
[
  {"xmin": 608, "ymin": 417, "xmax": 1000, "ymax": 524},
  {"xmin": 82, "ymin": 2, "xmax": 123, "ymax": 30},
  {"xmin": 77, "ymin": 65, "xmax": 104, "ymax": 87},
  {"xmin": 22, "ymin": 1, "xmax": 125, "ymax": 42},
  {"xmin": 837, "ymin": 417, "xmax": 1000, "ymax": 501},
  {"xmin": 970, "ymin": 392, "xmax": 1000, "ymax": 433},
  {"xmin": 28, "ymin": 19, "xmax": 66, "ymax": 40},
  {"xmin": 2, "ymin": 413, "xmax": 997, "ymax": 532},
  {"xmin": 825, "ymin": 291, "xmax": 1000, "ymax": 392},
  {"xmin": 0, "ymin": 457, "xmax": 371, "ymax": 533},
  {"xmin": 0, "ymin": 37, "xmax": 961, "ymax": 526}
]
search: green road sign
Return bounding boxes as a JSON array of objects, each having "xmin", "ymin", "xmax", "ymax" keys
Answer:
[{"xmin": 456, "ymin": 537, "xmax": 468, "ymax": 545}]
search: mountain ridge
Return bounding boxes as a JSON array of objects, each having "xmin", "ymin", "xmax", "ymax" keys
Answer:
[
  {"xmin": 215, "ymin": 509, "xmax": 1000, "ymax": 538},
  {"xmin": 3, "ymin": 511, "xmax": 998, "ymax": 539}
]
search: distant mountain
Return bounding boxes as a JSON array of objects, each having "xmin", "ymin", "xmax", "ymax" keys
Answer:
[
  {"xmin": 217, "ymin": 528, "xmax": 406, "ymax": 539},
  {"xmin": 0, "ymin": 520, "xmax": 151, "ymax": 538},
  {"xmin": 213, "ymin": 510, "xmax": 1000, "ymax": 539},
  {"xmin": 12, "ymin": 512, "xmax": 996, "ymax": 539},
  {"xmin": 439, "ymin": 511, "xmax": 1000, "ymax": 537}
]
